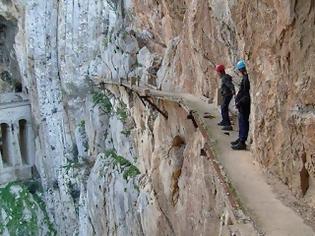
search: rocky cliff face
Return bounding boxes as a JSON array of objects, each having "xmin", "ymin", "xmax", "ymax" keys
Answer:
[
  {"xmin": 132, "ymin": 0, "xmax": 315, "ymax": 201},
  {"xmin": 1, "ymin": 0, "xmax": 227, "ymax": 234},
  {"xmin": 77, "ymin": 87, "xmax": 227, "ymax": 235},
  {"xmin": 1, "ymin": 0, "xmax": 314, "ymax": 235}
]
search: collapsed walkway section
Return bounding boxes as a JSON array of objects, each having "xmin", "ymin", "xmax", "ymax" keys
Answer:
[{"xmin": 0, "ymin": 93, "xmax": 35, "ymax": 185}]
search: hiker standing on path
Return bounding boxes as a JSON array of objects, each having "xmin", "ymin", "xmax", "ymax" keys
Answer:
[
  {"xmin": 215, "ymin": 64, "xmax": 235, "ymax": 131},
  {"xmin": 231, "ymin": 60, "xmax": 251, "ymax": 150}
]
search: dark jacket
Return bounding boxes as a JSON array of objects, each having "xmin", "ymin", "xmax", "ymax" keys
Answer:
[
  {"xmin": 220, "ymin": 74, "xmax": 235, "ymax": 97},
  {"xmin": 235, "ymin": 74, "xmax": 251, "ymax": 112}
]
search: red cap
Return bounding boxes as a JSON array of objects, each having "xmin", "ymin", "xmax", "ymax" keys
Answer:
[{"xmin": 215, "ymin": 64, "xmax": 225, "ymax": 73}]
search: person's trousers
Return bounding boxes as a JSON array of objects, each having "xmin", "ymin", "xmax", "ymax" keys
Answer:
[
  {"xmin": 238, "ymin": 110, "xmax": 250, "ymax": 142},
  {"xmin": 221, "ymin": 94, "xmax": 233, "ymax": 125}
]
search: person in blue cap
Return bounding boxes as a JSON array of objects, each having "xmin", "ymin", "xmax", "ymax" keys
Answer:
[{"xmin": 231, "ymin": 60, "xmax": 251, "ymax": 150}]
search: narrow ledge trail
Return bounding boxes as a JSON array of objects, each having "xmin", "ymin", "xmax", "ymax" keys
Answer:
[{"xmin": 102, "ymin": 79, "xmax": 315, "ymax": 236}]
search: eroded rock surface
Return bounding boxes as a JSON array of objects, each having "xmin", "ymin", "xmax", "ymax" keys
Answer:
[
  {"xmin": 133, "ymin": 0, "xmax": 315, "ymax": 201},
  {"xmin": 0, "ymin": 0, "xmax": 314, "ymax": 235}
]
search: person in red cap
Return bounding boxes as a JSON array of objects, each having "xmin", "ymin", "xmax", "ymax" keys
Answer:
[{"xmin": 215, "ymin": 64, "xmax": 235, "ymax": 131}]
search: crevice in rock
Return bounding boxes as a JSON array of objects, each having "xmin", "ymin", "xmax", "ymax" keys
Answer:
[
  {"xmin": 171, "ymin": 168, "xmax": 182, "ymax": 206},
  {"xmin": 300, "ymin": 152, "xmax": 309, "ymax": 196}
]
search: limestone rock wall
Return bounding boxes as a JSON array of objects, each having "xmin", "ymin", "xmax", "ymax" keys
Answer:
[
  {"xmin": 239, "ymin": 1, "xmax": 315, "ymax": 202},
  {"xmin": 77, "ymin": 87, "xmax": 226, "ymax": 235},
  {"xmin": 1, "ymin": 0, "xmax": 314, "ymax": 234},
  {"xmin": 0, "ymin": 0, "xmax": 128, "ymax": 234},
  {"xmin": 1, "ymin": 0, "xmax": 230, "ymax": 234},
  {"xmin": 132, "ymin": 0, "xmax": 315, "ymax": 202}
]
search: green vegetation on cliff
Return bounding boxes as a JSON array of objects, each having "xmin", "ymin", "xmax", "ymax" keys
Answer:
[
  {"xmin": 115, "ymin": 101, "xmax": 128, "ymax": 123},
  {"xmin": 0, "ymin": 181, "xmax": 56, "ymax": 236},
  {"xmin": 105, "ymin": 149, "xmax": 140, "ymax": 180},
  {"xmin": 92, "ymin": 91, "xmax": 112, "ymax": 113}
]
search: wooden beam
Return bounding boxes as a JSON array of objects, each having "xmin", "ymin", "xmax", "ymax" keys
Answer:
[
  {"xmin": 136, "ymin": 92, "xmax": 147, "ymax": 107},
  {"xmin": 140, "ymin": 96, "xmax": 168, "ymax": 119},
  {"xmin": 187, "ymin": 111, "xmax": 198, "ymax": 128}
]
